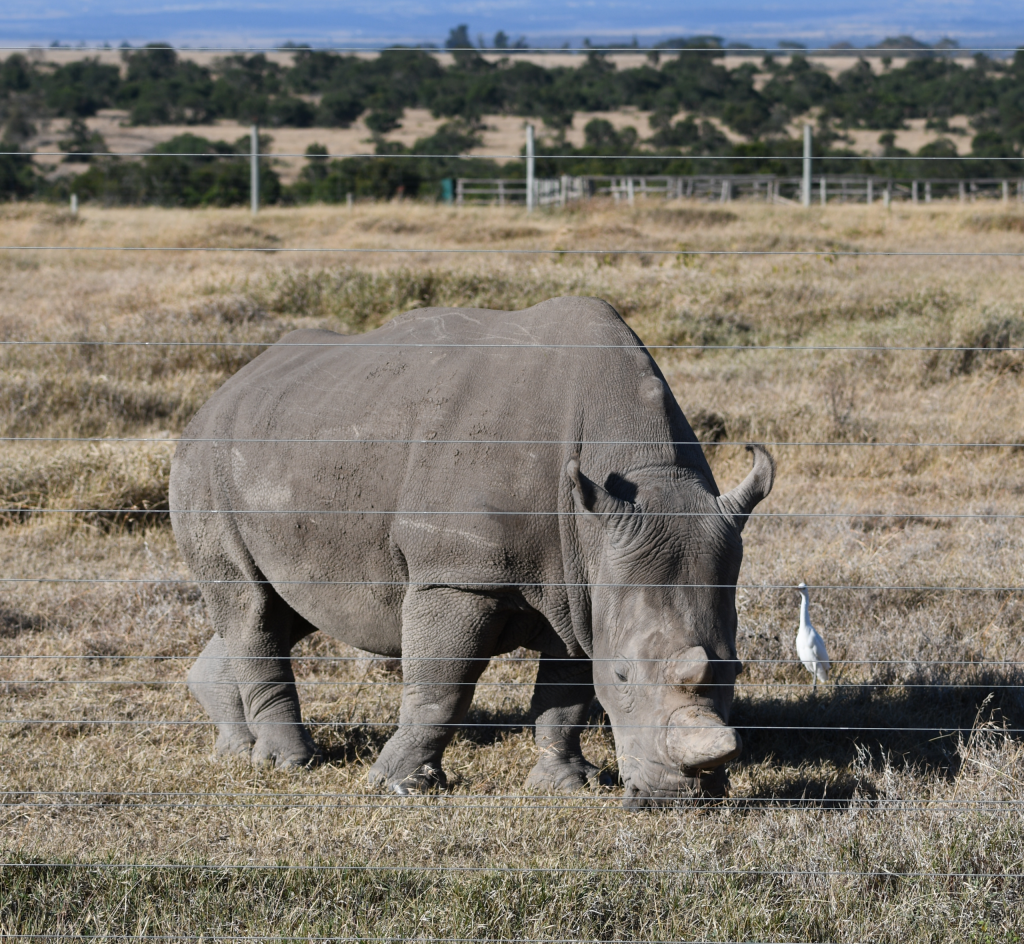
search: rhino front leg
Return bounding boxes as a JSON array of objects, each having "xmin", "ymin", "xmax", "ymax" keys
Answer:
[
  {"xmin": 368, "ymin": 587, "xmax": 504, "ymax": 794},
  {"xmin": 187, "ymin": 633, "xmax": 255, "ymax": 759},
  {"xmin": 525, "ymin": 654, "xmax": 599, "ymax": 792}
]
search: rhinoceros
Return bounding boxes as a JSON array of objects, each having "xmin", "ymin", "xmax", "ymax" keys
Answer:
[{"xmin": 170, "ymin": 296, "xmax": 774, "ymax": 805}]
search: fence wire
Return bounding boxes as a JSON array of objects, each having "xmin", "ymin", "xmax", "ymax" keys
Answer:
[
  {"xmin": 0, "ymin": 937, "xmax": 856, "ymax": 944},
  {"xmin": 3, "ymin": 509, "xmax": 1023, "ymax": 520},
  {"xmin": 7, "ymin": 246, "xmax": 1024, "ymax": 258},
  {"xmin": 1, "ymin": 577, "xmax": 1021, "ymax": 590},
  {"xmin": 0, "ymin": 340, "xmax": 1020, "ymax": 351},
  {"xmin": 3, "ymin": 437, "xmax": 1024, "ymax": 447},
  {"xmin": 8, "ymin": 149, "xmax": 1024, "ymax": 162},
  {"xmin": 2, "ymin": 679, "xmax": 1018, "ymax": 691},
  {"xmin": 3, "ymin": 792, "xmax": 1021, "ymax": 812},
  {"xmin": 1, "ymin": 861, "xmax": 1018, "ymax": 879},
  {"xmin": 5, "ymin": 43, "xmax": 1021, "ymax": 52},
  {"xmin": 2, "ymin": 720, "xmax": 1020, "ymax": 735}
]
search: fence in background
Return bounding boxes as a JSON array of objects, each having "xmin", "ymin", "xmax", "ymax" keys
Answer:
[{"xmin": 457, "ymin": 174, "xmax": 1024, "ymax": 207}]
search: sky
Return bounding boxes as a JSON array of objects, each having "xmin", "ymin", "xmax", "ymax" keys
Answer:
[{"xmin": 1, "ymin": 1, "xmax": 1022, "ymax": 51}]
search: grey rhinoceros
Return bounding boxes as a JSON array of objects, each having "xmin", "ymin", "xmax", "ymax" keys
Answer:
[{"xmin": 170, "ymin": 296, "xmax": 774, "ymax": 805}]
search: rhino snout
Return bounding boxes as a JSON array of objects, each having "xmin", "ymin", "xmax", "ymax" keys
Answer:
[{"xmin": 665, "ymin": 705, "xmax": 742, "ymax": 772}]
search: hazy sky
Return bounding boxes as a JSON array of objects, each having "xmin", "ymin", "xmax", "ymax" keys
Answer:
[{"xmin": 1, "ymin": 1, "xmax": 1021, "ymax": 50}]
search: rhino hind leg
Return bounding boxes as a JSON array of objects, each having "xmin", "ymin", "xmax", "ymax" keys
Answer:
[
  {"xmin": 368, "ymin": 587, "xmax": 505, "ymax": 794},
  {"xmin": 194, "ymin": 562, "xmax": 318, "ymax": 770},
  {"xmin": 525, "ymin": 655, "xmax": 600, "ymax": 792},
  {"xmin": 187, "ymin": 633, "xmax": 255, "ymax": 759}
]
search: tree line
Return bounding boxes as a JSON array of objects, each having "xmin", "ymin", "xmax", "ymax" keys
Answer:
[{"xmin": 1, "ymin": 37, "xmax": 1023, "ymax": 203}]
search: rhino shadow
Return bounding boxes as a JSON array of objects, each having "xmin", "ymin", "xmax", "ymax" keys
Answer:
[
  {"xmin": 314, "ymin": 722, "xmax": 393, "ymax": 767},
  {"xmin": 314, "ymin": 705, "xmax": 533, "ymax": 767},
  {"xmin": 733, "ymin": 667, "xmax": 1023, "ymax": 791},
  {"xmin": 459, "ymin": 706, "xmax": 532, "ymax": 746}
]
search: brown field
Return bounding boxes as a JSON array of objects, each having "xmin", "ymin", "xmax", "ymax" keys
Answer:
[
  {"xmin": 1, "ymin": 198, "xmax": 1023, "ymax": 940},
  {"xmin": 31, "ymin": 105, "xmax": 972, "ymax": 184}
]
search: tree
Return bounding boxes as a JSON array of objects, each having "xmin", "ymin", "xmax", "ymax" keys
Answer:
[
  {"xmin": 58, "ymin": 118, "xmax": 109, "ymax": 163},
  {"xmin": 317, "ymin": 90, "xmax": 363, "ymax": 127},
  {"xmin": 446, "ymin": 25, "xmax": 472, "ymax": 50}
]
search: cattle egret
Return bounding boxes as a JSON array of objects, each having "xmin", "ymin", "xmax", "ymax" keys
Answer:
[{"xmin": 796, "ymin": 582, "xmax": 829, "ymax": 687}]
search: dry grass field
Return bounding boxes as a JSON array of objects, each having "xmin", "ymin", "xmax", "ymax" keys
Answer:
[{"xmin": 1, "ymin": 198, "xmax": 1023, "ymax": 941}]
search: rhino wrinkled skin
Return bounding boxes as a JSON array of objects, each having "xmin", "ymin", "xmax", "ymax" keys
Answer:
[{"xmin": 170, "ymin": 297, "xmax": 775, "ymax": 806}]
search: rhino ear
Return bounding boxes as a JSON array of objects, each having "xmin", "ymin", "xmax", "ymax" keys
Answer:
[
  {"xmin": 566, "ymin": 458, "xmax": 638, "ymax": 536},
  {"xmin": 717, "ymin": 444, "xmax": 776, "ymax": 533}
]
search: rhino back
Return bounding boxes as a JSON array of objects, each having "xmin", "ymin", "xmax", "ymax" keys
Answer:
[{"xmin": 171, "ymin": 297, "xmax": 710, "ymax": 652}]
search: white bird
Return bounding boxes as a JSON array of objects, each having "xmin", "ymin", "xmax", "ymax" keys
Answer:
[{"xmin": 796, "ymin": 582, "xmax": 829, "ymax": 687}]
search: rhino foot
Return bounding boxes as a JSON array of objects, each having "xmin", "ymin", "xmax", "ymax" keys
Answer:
[
  {"xmin": 213, "ymin": 723, "xmax": 256, "ymax": 760},
  {"xmin": 249, "ymin": 726, "xmax": 319, "ymax": 769},
  {"xmin": 368, "ymin": 762, "xmax": 447, "ymax": 795},
  {"xmin": 189, "ymin": 635, "xmax": 256, "ymax": 760},
  {"xmin": 525, "ymin": 754, "xmax": 600, "ymax": 793}
]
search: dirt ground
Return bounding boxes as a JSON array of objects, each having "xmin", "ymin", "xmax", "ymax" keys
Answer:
[{"xmin": 0, "ymin": 198, "xmax": 1022, "ymax": 939}]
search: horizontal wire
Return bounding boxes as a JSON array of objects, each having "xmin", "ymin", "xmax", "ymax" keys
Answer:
[
  {"xmin": 4, "ymin": 790, "xmax": 1019, "ymax": 808},
  {"xmin": 1, "ymin": 720, "xmax": 1019, "ymax": 734},
  {"xmin": 3, "ymin": 789, "xmax": 1018, "ymax": 814},
  {"xmin": 1, "ymin": 656, "xmax": 1014, "ymax": 668},
  {"xmin": 0, "ymin": 577, "xmax": 1020, "ymax": 591},
  {"xmin": 0, "ymin": 937, "xmax": 827, "ymax": 944},
  {"xmin": 6, "ymin": 680, "xmax": 1021, "ymax": 692},
  {"xmin": 0, "ymin": 935, "xmax": 842, "ymax": 944},
  {"xmin": 5, "ymin": 43, "xmax": 1016, "ymax": 52},
  {"xmin": 0, "ymin": 861, "xmax": 1017, "ymax": 879},
  {"xmin": 0, "ymin": 934, "xmax": 865, "ymax": 944},
  {"xmin": 2, "ymin": 679, "xmax": 1020, "ymax": 690},
  {"xmin": 5, "ymin": 509, "xmax": 1023, "ymax": 521},
  {"xmin": 8, "ymin": 246, "xmax": 1024, "ymax": 258},
  {"xmin": 2, "ymin": 340, "xmax": 1022, "ymax": 352},
  {"xmin": 3, "ymin": 436, "xmax": 1022, "ymax": 447},
  {"xmin": 0, "ymin": 937, "xmax": 828, "ymax": 944},
  {"xmin": 2, "ymin": 802, "xmax": 1018, "ymax": 815},
  {"xmin": 9, "ymin": 150, "xmax": 1024, "ymax": 162}
]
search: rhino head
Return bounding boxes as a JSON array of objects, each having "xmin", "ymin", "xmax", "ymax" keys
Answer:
[{"xmin": 567, "ymin": 445, "xmax": 775, "ymax": 808}]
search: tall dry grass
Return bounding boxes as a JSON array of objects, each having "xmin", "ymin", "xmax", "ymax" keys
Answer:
[{"xmin": 1, "ymin": 199, "xmax": 1023, "ymax": 940}]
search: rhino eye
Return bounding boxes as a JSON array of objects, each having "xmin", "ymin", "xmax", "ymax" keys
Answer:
[{"xmin": 614, "ymin": 667, "xmax": 628, "ymax": 683}]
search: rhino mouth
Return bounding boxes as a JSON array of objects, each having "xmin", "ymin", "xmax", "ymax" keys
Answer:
[{"xmin": 620, "ymin": 760, "xmax": 732, "ymax": 809}]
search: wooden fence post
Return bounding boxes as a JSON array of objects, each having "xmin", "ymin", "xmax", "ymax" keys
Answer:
[
  {"xmin": 250, "ymin": 124, "xmax": 259, "ymax": 215},
  {"xmin": 525, "ymin": 124, "xmax": 535, "ymax": 213}
]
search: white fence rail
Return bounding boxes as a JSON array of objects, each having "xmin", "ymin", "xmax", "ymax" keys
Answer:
[{"xmin": 457, "ymin": 174, "xmax": 1024, "ymax": 207}]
